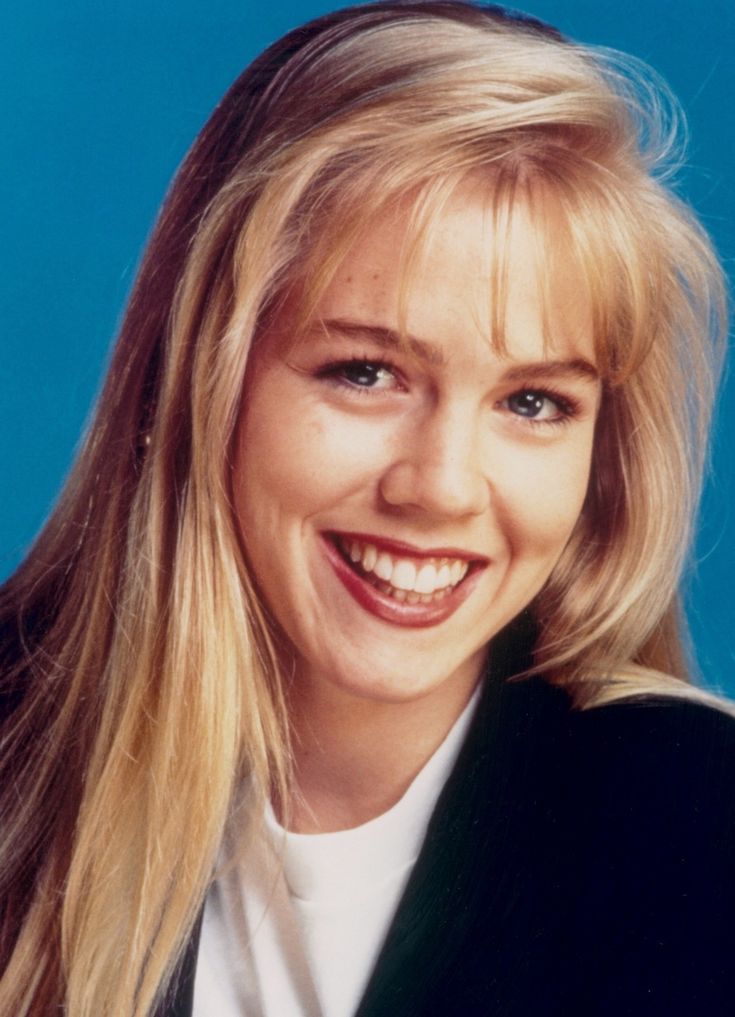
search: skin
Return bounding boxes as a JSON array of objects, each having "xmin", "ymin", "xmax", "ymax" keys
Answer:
[{"xmin": 233, "ymin": 183, "xmax": 601, "ymax": 832}]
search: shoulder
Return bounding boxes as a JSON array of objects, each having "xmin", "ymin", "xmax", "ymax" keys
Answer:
[
  {"xmin": 490, "ymin": 674, "xmax": 735, "ymax": 803},
  {"xmin": 566, "ymin": 690, "xmax": 735, "ymax": 790},
  {"xmin": 502, "ymin": 675, "xmax": 735, "ymax": 787},
  {"xmin": 471, "ymin": 676, "xmax": 735, "ymax": 875},
  {"xmin": 550, "ymin": 691, "xmax": 735, "ymax": 888},
  {"xmin": 540, "ymin": 691, "xmax": 735, "ymax": 1004}
]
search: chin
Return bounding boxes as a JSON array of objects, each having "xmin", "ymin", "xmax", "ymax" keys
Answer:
[{"xmin": 296, "ymin": 642, "xmax": 489, "ymax": 707}]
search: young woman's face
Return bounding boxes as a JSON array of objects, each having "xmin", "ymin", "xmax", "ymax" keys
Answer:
[{"xmin": 233, "ymin": 185, "xmax": 601, "ymax": 707}]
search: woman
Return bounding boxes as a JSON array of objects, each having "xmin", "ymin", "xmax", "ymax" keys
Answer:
[{"xmin": 1, "ymin": 2, "xmax": 733, "ymax": 1015}]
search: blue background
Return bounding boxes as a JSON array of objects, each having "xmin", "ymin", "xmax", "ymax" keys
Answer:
[{"xmin": 2, "ymin": 1, "xmax": 733, "ymax": 693}]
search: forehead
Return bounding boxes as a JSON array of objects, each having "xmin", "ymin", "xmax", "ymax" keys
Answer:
[{"xmin": 310, "ymin": 181, "xmax": 595, "ymax": 365}]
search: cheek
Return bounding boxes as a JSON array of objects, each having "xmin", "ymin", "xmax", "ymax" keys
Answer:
[
  {"xmin": 233, "ymin": 408, "xmax": 318, "ymax": 534},
  {"xmin": 232, "ymin": 383, "xmax": 391, "ymax": 535},
  {"xmin": 495, "ymin": 440, "xmax": 594, "ymax": 555}
]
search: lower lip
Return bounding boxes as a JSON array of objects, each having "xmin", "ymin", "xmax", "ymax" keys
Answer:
[{"xmin": 322, "ymin": 536, "xmax": 483, "ymax": 628}]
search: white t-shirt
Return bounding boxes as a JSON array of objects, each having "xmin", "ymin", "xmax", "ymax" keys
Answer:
[{"xmin": 193, "ymin": 687, "xmax": 479, "ymax": 1017}]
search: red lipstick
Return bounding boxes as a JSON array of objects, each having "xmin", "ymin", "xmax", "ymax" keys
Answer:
[
  {"xmin": 322, "ymin": 534, "xmax": 485, "ymax": 629},
  {"xmin": 328, "ymin": 530, "xmax": 485, "ymax": 563}
]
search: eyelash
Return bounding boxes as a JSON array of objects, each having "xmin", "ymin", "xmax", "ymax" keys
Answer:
[
  {"xmin": 315, "ymin": 357, "xmax": 580, "ymax": 427},
  {"xmin": 501, "ymin": 387, "xmax": 579, "ymax": 428},
  {"xmin": 316, "ymin": 357, "xmax": 401, "ymax": 394}
]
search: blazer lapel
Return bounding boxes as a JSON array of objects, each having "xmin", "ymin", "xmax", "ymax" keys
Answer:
[
  {"xmin": 155, "ymin": 913, "xmax": 203, "ymax": 1017},
  {"xmin": 354, "ymin": 624, "xmax": 571, "ymax": 1017}
]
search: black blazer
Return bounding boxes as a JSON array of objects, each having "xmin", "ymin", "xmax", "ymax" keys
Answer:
[{"xmin": 163, "ymin": 640, "xmax": 735, "ymax": 1017}]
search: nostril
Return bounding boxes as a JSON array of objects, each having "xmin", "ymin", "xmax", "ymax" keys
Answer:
[{"xmin": 379, "ymin": 458, "xmax": 489, "ymax": 519}]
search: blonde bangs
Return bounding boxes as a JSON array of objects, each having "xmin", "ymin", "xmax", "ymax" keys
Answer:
[{"xmin": 251, "ymin": 159, "xmax": 605, "ymax": 364}]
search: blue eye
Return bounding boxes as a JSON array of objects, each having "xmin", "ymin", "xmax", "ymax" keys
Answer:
[
  {"xmin": 342, "ymin": 362, "xmax": 392, "ymax": 387},
  {"xmin": 319, "ymin": 358, "xmax": 399, "ymax": 392},
  {"xmin": 503, "ymin": 389, "xmax": 574, "ymax": 423},
  {"xmin": 508, "ymin": 391, "xmax": 551, "ymax": 417}
]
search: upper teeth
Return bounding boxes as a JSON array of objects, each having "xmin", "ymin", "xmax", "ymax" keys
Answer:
[{"xmin": 342, "ymin": 539, "xmax": 469, "ymax": 594}]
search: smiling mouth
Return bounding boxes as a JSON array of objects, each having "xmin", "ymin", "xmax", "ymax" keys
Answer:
[{"xmin": 331, "ymin": 534, "xmax": 476, "ymax": 603}]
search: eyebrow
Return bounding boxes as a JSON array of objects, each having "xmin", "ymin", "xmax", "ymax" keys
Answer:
[
  {"xmin": 313, "ymin": 318, "xmax": 599, "ymax": 383},
  {"xmin": 313, "ymin": 319, "xmax": 446, "ymax": 366}
]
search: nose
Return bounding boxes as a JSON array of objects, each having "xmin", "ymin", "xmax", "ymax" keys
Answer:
[{"xmin": 378, "ymin": 402, "xmax": 490, "ymax": 519}]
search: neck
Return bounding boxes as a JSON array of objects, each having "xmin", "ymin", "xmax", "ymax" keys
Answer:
[{"xmin": 282, "ymin": 663, "xmax": 483, "ymax": 834}]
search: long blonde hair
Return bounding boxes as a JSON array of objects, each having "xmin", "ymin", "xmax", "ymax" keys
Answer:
[{"xmin": 0, "ymin": 2, "xmax": 727, "ymax": 1013}]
